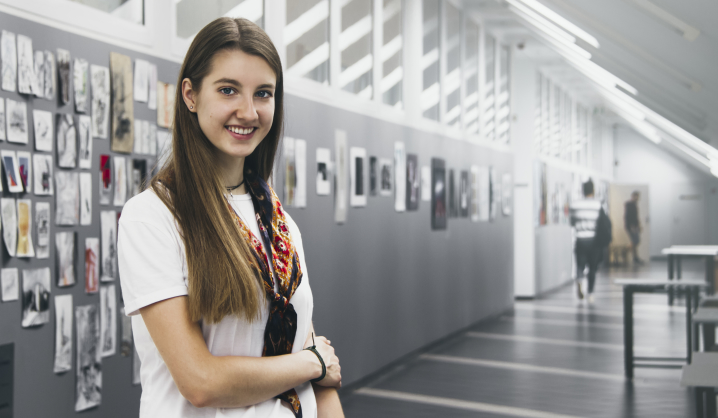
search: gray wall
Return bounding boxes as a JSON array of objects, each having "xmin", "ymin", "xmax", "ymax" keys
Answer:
[{"xmin": 0, "ymin": 11, "xmax": 515, "ymax": 418}]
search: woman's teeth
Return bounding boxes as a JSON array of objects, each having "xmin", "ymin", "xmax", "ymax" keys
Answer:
[{"xmin": 228, "ymin": 126, "xmax": 254, "ymax": 135}]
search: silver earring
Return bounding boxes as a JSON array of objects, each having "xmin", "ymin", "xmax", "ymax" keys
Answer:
[{"xmin": 190, "ymin": 105, "xmax": 193, "ymax": 110}]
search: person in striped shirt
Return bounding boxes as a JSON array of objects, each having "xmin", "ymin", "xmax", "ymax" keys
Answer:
[{"xmin": 570, "ymin": 179, "xmax": 603, "ymax": 303}]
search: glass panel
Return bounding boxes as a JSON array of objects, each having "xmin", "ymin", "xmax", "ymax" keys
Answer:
[
  {"xmin": 381, "ymin": 0, "xmax": 403, "ymax": 108},
  {"xmin": 285, "ymin": 0, "xmax": 330, "ymax": 84},
  {"xmin": 422, "ymin": 0, "xmax": 440, "ymax": 121},
  {"xmin": 70, "ymin": 0, "xmax": 144, "ymax": 25},
  {"xmin": 496, "ymin": 45, "xmax": 510, "ymax": 144},
  {"xmin": 464, "ymin": 19, "xmax": 479, "ymax": 135},
  {"xmin": 444, "ymin": 2, "xmax": 461, "ymax": 127},
  {"xmin": 340, "ymin": 0, "xmax": 373, "ymax": 98},
  {"xmin": 483, "ymin": 34, "xmax": 495, "ymax": 141},
  {"xmin": 176, "ymin": 0, "xmax": 264, "ymax": 39}
]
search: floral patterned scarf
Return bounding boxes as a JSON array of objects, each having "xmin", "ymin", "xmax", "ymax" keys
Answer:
[{"xmin": 226, "ymin": 169, "xmax": 305, "ymax": 417}]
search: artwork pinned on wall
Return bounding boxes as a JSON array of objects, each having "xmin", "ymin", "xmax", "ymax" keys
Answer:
[
  {"xmin": 459, "ymin": 170, "xmax": 469, "ymax": 218},
  {"xmin": 130, "ymin": 159, "xmax": 147, "ymax": 197},
  {"xmin": 53, "ymin": 294, "xmax": 73, "ymax": 374},
  {"xmin": 113, "ymin": 156, "xmax": 127, "ymax": 206},
  {"xmin": 431, "ymin": 158, "xmax": 447, "ymax": 230},
  {"xmin": 448, "ymin": 169, "xmax": 457, "ymax": 218},
  {"xmin": 77, "ymin": 115, "xmax": 92, "ymax": 169},
  {"xmin": 99, "ymin": 154, "xmax": 112, "ymax": 205},
  {"xmin": 133, "ymin": 59, "xmax": 149, "ymax": 103},
  {"xmin": 470, "ymin": 165, "xmax": 480, "ymax": 222},
  {"xmin": 33, "ymin": 153, "xmax": 53, "ymax": 195},
  {"xmin": 57, "ymin": 114, "xmax": 77, "ymax": 168},
  {"xmin": 0, "ymin": 98, "xmax": 5, "ymax": 141},
  {"xmin": 156, "ymin": 81, "xmax": 175, "ymax": 129},
  {"xmin": 394, "ymin": 142, "xmax": 406, "ymax": 212},
  {"xmin": 349, "ymin": 147, "xmax": 367, "ymax": 208},
  {"xmin": 43, "ymin": 50, "xmax": 55, "ymax": 100},
  {"xmin": 420, "ymin": 166, "xmax": 431, "ymax": 202},
  {"xmin": 90, "ymin": 65, "xmax": 110, "ymax": 139},
  {"xmin": 1, "ymin": 267, "xmax": 19, "ymax": 302},
  {"xmin": 16, "ymin": 34, "xmax": 34, "ymax": 95},
  {"xmin": 75, "ymin": 304, "xmax": 102, "ymax": 412},
  {"xmin": 6, "ymin": 98, "xmax": 28, "ymax": 144},
  {"xmin": 57, "ymin": 49, "xmax": 71, "ymax": 104},
  {"xmin": 110, "ymin": 52, "xmax": 134, "ymax": 153},
  {"xmin": 1, "ymin": 31, "xmax": 17, "ymax": 92},
  {"xmin": 33, "ymin": 109, "xmax": 53, "ymax": 151},
  {"xmin": 283, "ymin": 137, "xmax": 295, "ymax": 206},
  {"xmin": 35, "ymin": 201, "xmax": 50, "ymax": 259},
  {"xmin": 16, "ymin": 199, "xmax": 35, "ymax": 258},
  {"xmin": 1, "ymin": 198, "xmax": 17, "ymax": 256},
  {"xmin": 100, "ymin": 285, "xmax": 117, "ymax": 357},
  {"xmin": 148, "ymin": 63, "xmax": 157, "ymax": 110},
  {"xmin": 100, "ymin": 210, "xmax": 117, "ymax": 282},
  {"xmin": 294, "ymin": 138, "xmax": 306, "ymax": 208},
  {"xmin": 33, "ymin": 50, "xmax": 44, "ymax": 98},
  {"xmin": 502, "ymin": 173, "xmax": 512, "ymax": 216},
  {"xmin": 489, "ymin": 167, "xmax": 498, "ymax": 221},
  {"xmin": 478, "ymin": 166, "xmax": 490, "ymax": 222},
  {"xmin": 73, "ymin": 58, "xmax": 89, "ymax": 113},
  {"xmin": 147, "ymin": 122, "xmax": 158, "ymax": 156},
  {"xmin": 315, "ymin": 147, "xmax": 331, "ymax": 196},
  {"xmin": 79, "ymin": 172, "xmax": 92, "ymax": 226},
  {"xmin": 56, "ymin": 231, "xmax": 76, "ymax": 287},
  {"xmin": 378, "ymin": 158, "xmax": 392, "ymax": 197},
  {"xmin": 369, "ymin": 156, "xmax": 377, "ymax": 196},
  {"xmin": 55, "ymin": 171, "xmax": 80, "ymax": 225},
  {"xmin": 17, "ymin": 151, "xmax": 31, "ymax": 193},
  {"xmin": 120, "ymin": 306, "xmax": 132, "ymax": 357},
  {"xmin": 334, "ymin": 130, "xmax": 348, "ymax": 223},
  {"xmin": 133, "ymin": 120, "xmax": 145, "ymax": 154},
  {"xmin": 21, "ymin": 267, "xmax": 51, "ymax": 328},
  {"xmin": 85, "ymin": 237, "xmax": 99, "ymax": 294},
  {"xmin": 2, "ymin": 150, "xmax": 23, "ymax": 193},
  {"xmin": 405, "ymin": 153, "xmax": 419, "ymax": 211}
]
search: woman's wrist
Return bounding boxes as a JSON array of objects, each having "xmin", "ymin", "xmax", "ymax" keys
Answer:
[{"xmin": 299, "ymin": 350, "xmax": 323, "ymax": 381}]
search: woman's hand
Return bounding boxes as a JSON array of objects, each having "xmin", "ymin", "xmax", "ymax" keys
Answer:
[{"xmin": 304, "ymin": 334, "xmax": 341, "ymax": 388}]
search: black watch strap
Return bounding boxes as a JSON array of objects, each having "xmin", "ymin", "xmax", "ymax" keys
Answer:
[{"xmin": 304, "ymin": 345, "xmax": 326, "ymax": 383}]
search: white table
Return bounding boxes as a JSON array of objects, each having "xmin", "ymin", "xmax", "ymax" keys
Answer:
[{"xmin": 661, "ymin": 246, "xmax": 718, "ymax": 304}]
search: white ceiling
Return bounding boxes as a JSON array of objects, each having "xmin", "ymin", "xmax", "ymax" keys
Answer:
[{"xmin": 463, "ymin": 0, "xmax": 718, "ymax": 172}]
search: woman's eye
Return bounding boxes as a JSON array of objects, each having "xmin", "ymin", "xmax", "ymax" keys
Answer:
[
  {"xmin": 256, "ymin": 90, "xmax": 273, "ymax": 98},
  {"xmin": 220, "ymin": 87, "xmax": 235, "ymax": 95}
]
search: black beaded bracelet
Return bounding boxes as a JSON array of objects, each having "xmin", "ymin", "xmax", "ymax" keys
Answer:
[{"xmin": 304, "ymin": 334, "xmax": 326, "ymax": 383}]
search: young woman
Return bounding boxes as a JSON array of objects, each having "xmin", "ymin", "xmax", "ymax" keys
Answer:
[{"xmin": 118, "ymin": 18, "xmax": 343, "ymax": 417}]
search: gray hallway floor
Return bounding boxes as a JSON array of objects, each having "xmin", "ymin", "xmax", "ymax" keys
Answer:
[{"xmin": 341, "ymin": 260, "xmax": 703, "ymax": 417}]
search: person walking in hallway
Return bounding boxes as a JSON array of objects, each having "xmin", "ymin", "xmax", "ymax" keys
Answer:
[{"xmin": 625, "ymin": 191, "xmax": 644, "ymax": 264}]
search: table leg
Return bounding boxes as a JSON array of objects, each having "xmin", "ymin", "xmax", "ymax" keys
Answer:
[
  {"xmin": 695, "ymin": 322, "xmax": 700, "ymax": 353},
  {"xmin": 687, "ymin": 289, "xmax": 693, "ymax": 364},
  {"xmin": 669, "ymin": 255, "xmax": 675, "ymax": 305},
  {"xmin": 624, "ymin": 287, "xmax": 634, "ymax": 380},
  {"xmin": 706, "ymin": 256, "xmax": 715, "ymax": 296},
  {"xmin": 695, "ymin": 388, "xmax": 705, "ymax": 418},
  {"xmin": 707, "ymin": 388, "xmax": 717, "ymax": 418},
  {"xmin": 678, "ymin": 256, "xmax": 683, "ymax": 280}
]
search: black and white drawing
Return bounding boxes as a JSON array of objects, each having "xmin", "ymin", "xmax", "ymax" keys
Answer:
[
  {"xmin": 148, "ymin": 63, "xmax": 157, "ymax": 110},
  {"xmin": 35, "ymin": 201, "xmax": 50, "ymax": 259},
  {"xmin": 459, "ymin": 170, "xmax": 469, "ymax": 218},
  {"xmin": 502, "ymin": 173, "xmax": 512, "ymax": 216},
  {"xmin": 73, "ymin": 58, "xmax": 89, "ymax": 113},
  {"xmin": 33, "ymin": 109, "xmax": 53, "ymax": 151},
  {"xmin": 80, "ymin": 172, "xmax": 92, "ymax": 226},
  {"xmin": 478, "ymin": 165, "xmax": 489, "ymax": 222},
  {"xmin": 379, "ymin": 158, "xmax": 392, "ymax": 197},
  {"xmin": 16, "ymin": 34, "xmax": 34, "ymax": 95},
  {"xmin": 0, "ymin": 98, "xmax": 5, "ymax": 141},
  {"xmin": 448, "ymin": 169, "xmax": 457, "ymax": 218},
  {"xmin": 33, "ymin": 153, "xmax": 54, "ymax": 195},
  {"xmin": 394, "ymin": 142, "xmax": 406, "ymax": 212},
  {"xmin": 56, "ymin": 231, "xmax": 75, "ymax": 287},
  {"xmin": 405, "ymin": 153, "xmax": 419, "ymax": 211},
  {"xmin": 110, "ymin": 52, "xmax": 134, "ymax": 153},
  {"xmin": 1, "ymin": 31, "xmax": 17, "ymax": 92},
  {"xmin": 33, "ymin": 50, "xmax": 44, "ymax": 98},
  {"xmin": 21, "ymin": 267, "xmax": 51, "ymax": 328},
  {"xmin": 6, "ymin": 98, "xmax": 28, "ymax": 144},
  {"xmin": 78, "ymin": 115, "xmax": 92, "ymax": 169},
  {"xmin": 55, "ymin": 171, "xmax": 79, "ymax": 225},
  {"xmin": 44, "ymin": 50, "xmax": 55, "ymax": 100},
  {"xmin": 421, "ymin": 165, "xmax": 431, "ymax": 202},
  {"xmin": 133, "ymin": 59, "xmax": 149, "ymax": 103},
  {"xmin": 75, "ymin": 304, "xmax": 102, "ymax": 411},
  {"xmin": 130, "ymin": 159, "xmax": 147, "ymax": 197},
  {"xmin": 100, "ymin": 285, "xmax": 117, "ymax": 357},
  {"xmin": 133, "ymin": 119, "xmax": 145, "ymax": 154},
  {"xmin": 17, "ymin": 151, "xmax": 31, "ymax": 193},
  {"xmin": 334, "ymin": 130, "xmax": 348, "ymax": 223},
  {"xmin": 1, "ymin": 198, "xmax": 17, "ymax": 257},
  {"xmin": 2, "ymin": 150, "xmax": 24, "ymax": 193},
  {"xmin": 431, "ymin": 158, "xmax": 447, "ymax": 230},
  {"xmin": 100, "ymin": 210, "xmax": 117, "ymax": 282},
  {"xmin": 54, "ymin": 294, "xmax": 73, "ymax": 373},
  {"xmin": 120, "ymin": 306, "xmax": 132, "ymax": 357},
  {"xmin": 57, "ymin": 49, "xmax": 70, "ymax": 104},
  {"xmin": 315, "ymin": 147, "xmax": 331, "ymax": 196},
  {"xmin": 1, "ymin": 267, "xmax": 19, "ymax": 302},
  {"xmin": 369, "ymin": 156, "xmax": 377, "ymax": 196},
  {"xmin": 57, "ymin": 114, "xmax": 77, "ymax": 168},
  {"xmin": 91, "ymin": 65, "xmax": 110, "ymax": 139},
  {"xmin": 113, "ymin": 156, "xmax": 127, "ymax": 206},
  {"xmin": 349, "ymin": 147, "xmax": 367, "ymax": 207},
  {"xmin": 148, "ymin": 122, "xmax": 157, "ymax": 155}
]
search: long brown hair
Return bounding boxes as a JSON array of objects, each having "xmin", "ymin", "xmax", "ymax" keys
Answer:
[{"xmin": 150, "ymin": 18, "xmax": 284, "ymax": 323}]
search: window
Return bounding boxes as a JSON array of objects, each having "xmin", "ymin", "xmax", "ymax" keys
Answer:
[
  {"xmin": 483, "ymin": 34, "xmax": 496, "ymax": 141},
  {"xmin": 496, "ymin": 45, "xmax": 510, "ymax": 143},
  {"xmin": 70, "ymin": 0, "xmax": 144, "ymax": 25},
  {"xmin": 285, "ymin": 0, "xmax": 330, "ymax": 84},
  {"xmin": 421, "ymin": 0, "xmax": 440, "ymax": 121},
  {"xmin": 175, "ymin": 0, "xmax": 264, "ymax": 39},
  {"xmin": 464, "ymin": 18, "xmax": 479, "ymax": 134},
  {"xmin": 340, "ymin": 0, "xmax": 373, "ymax": 97},
  {"xmin": 380, "ymin": 0, "xmax": 403, "ymax": 107},
  {"xmin": 443, "ymin": 2, "xmax": 461, "ymax": 127}
]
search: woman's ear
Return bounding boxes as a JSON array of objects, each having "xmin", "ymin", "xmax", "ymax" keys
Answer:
[{"xmin": 182, "ymin": 78, "xmax": 197, "ymax": 113}]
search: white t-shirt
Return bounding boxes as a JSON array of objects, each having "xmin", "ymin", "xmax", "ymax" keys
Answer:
[{"xmin": 118, "ymin": 189, "xmax": 317, "ymax": 418}]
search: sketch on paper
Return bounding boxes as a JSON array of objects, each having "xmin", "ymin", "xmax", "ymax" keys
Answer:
[
  {"xmin": 502, "ymin": 173, "xmax": 512, "ymax": 216},
  {"xmin": 90, "ymin": 65, "xmax": 110, "ymax": 139},
  {"xmin": 156, "ymin": 81, "xmax": 175, "ymax": 129},
  {"xmin": 349, "ymin": 147, "xmax": 367, "ymax": 207},
  {"xmin": 75, "ymin": 304, "xmax": 102, "ymax": 411},
  {"xmin": 315, "ymin": 148, "xmax": 331, "ymax": 196},
  {"xmin": 478, "ymin": 166, "xmax": 490, "ymax": 222},
  {"xmin": 35, "ymin": 201, "xmax": 50, "ymax": 259},
  {"xmin": 21, "ymin": 267, "xmax": 51, "ymax": 328},
  {"xmin": 44, "ymin": 50, "xmax": 55, "ymax": 100},
  {"xmin": 16, "ymin": 34, "xmax": 34, "ymax": 95},
  {"xmin": 283, "ymin": 137, "xmax": 295, "ymax": 206},
  {"xmin": 33, "ymin": 153, "xmax": 54, "ymax": 195},
  {"xmin": 130, "ymin": 159, "xmax": 147, "ymax": 197},
  {"xmin": 73, "ymin": 58, "xmax": 89, "ymax": 113},
  {"xmin": 394, "ymin": 142, "xmax": 406, "ymax": 212},
  {"xmin": 78, "ymin": 115, "xmax": 92, "ymax": 169},
  {"xmin": 6, "ymin": 99, "xmax": 28, "ymax": 144},
  {"xmin": 33, "ymin": 109, "xmax": 53, "ymax": 151},
  {"xmin": 0, "ymin": 98, "xmax": 5, "ymax": 141},
  {"xmin": 1, "ymin": 31, "xmax": 17, "ymax": 92},
  {"xmin": 1, "ymin": 268, "xmax": 19, "ymax": 302},
  {"xmin": 148, "ymin": 63, "xmax": 157, "ymax": 110},
  {"xmin": 16, "ymin": 199, "xmax": 35, "ymax": 258},
  {"xmin": 489, "ymin": 167, "xmax": 498, "ymax": 221},
  {"xmin": 120, "ymin": 306, "xmax": 132, "ymax": 357},
  {"xmin": 100, "ymin": 211, "xmax": 117, "ymax": 282},
  {"xmin": 421, "ymin": 166, "xmax": 431, "ymax": 202},
  {"xmin": 113, "ymin": 156, "xmax": 127, "ymax": 206},
  {"xmin": 17, "ymin": 151, "xmax": 31, "ymax": 193},
  {"xmin": 2, "ymin": 150, "xmax": 24, "ymax": 193},
  {"xmin": 133, "ymin": 59, "xmax": 149, "ymax": 103},
  {"xmin": 369, "ymin": 157, "xmax": 377, "ymax": 196},
  {"xmin": 334, "ymin": 130, "xmax": 348, "ymax": 223},
  {"xmin": 57, "ymin": 49, "xmax": 71, "ymax": 104},
  {"xmin": 54, "ymin": 294, "xmax": 73, "ymax": 373},
  {"xmin": 459, "ymin": 171, "xmax": 469, "ymax": 218},
  {"xmin": 85, "ymin": 238, "xmax": 100, "ymax": 294},
  {"xmin": 405, "ymin": 153, "xmax": 419, "ymax": 211},
  {"xmin": 56, "ymin": 231, "xmax": 76, "ymax": 287},
  {"xmin": 55, "ymin": 171, "xmax": 80, "ymax": 225},
  {"xmin": 431, "ymin": 158, "xmax": 447, "ymax": 230},
  {"xmin": 378, "ymin": 158, "xmax": 392, "ymax": 197},
  {"xmin": 57, "ymin": 114, "xmax": 77, "ymax": 168},
  {"xmin": 110, "ymin": 52, "xmax": 134, "ymax": 153},
  {"xmin": 147, "ymin": 123, "xmax": 157, "ymax": 155},
  {"xmin": 1, "ymin": 198, "xmax": 17, "ymax": 256},
  {"xmin": 100, "ymin": 285, "xmax": 117, "ymax": 357},
  {"xmin": 133, "ymin": 119, "xmax": 145, "ymax": 154},
  {"xmin": 99, "ymin": 155, "xmax": 112, "ymax": 205},
  {"xmin": 80, "ymin": 172, "xmax": 92, "ymax": 225},
  {"xmin": 448, "ymin": 170, "xmax": 457, "ymax": 218},
  {"xmin": 469, "ymin": 166, "xmax": 479, "ymax": 222},
  {"xmin": 33, "ymin": 50, "xmax": 44, "ymax": 98},
  {"xmin": 294, "ymin": 139, "xmax": 306, "ymax": 208}
]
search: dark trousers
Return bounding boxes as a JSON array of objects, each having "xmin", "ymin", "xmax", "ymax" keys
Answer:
[{"xmin": 575, "ymin": 240, "xmax": 600, "ymax": 294}]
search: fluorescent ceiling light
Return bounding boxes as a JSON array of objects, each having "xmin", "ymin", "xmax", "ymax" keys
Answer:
[
  {"xmin": 630, "ymin": 0, "xmax": 700, "ymax": 41},
  {"xmin": 506, "ymin": 0, "xmax": 575, "ymax": 44},
  {"xmin": 516, "ymin": 0, "xmax": 600, "ymax": 48},
  {"xmin": 509, "ymin": 5, "xmax": 592, "ymax": 60}
]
